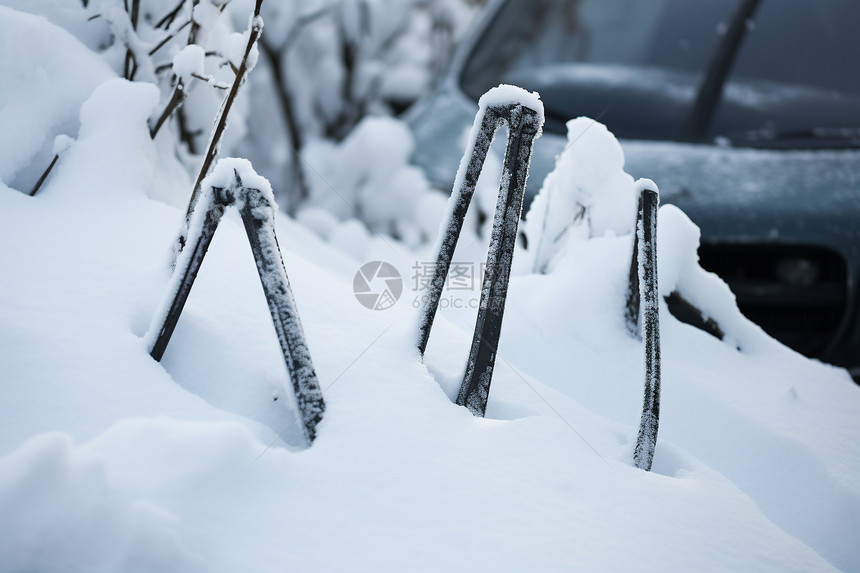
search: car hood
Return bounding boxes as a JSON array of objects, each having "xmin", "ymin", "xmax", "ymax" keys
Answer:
[
  {"xmin": 408, "ymin": 83, "xmax": 860, "ymax": 264},
  {"xmin": 621, "ymin": 139, "xmax": 860, "ymax": 243}
]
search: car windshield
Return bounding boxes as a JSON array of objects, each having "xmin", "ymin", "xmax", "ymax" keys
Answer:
[{"xmin": 461, "ymin": 0, "xmax": 860, "ymax": 148}]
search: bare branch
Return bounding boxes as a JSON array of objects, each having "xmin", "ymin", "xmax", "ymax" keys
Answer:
[
  {"xmin": 123, "ymin": 0, "xmax": 141, "ymax": 79},
  {"xmin": 187, "ymin": 0, "xmax": 202, "ymax": 44},
  {"xmin": 150, "ymin": 80, "xmax": 186, "ymax": 139},
  {"xmin": 130, "ymin": 0, "xmax": 140, "ymax": 28},
  {"xmin": 29, "ymin": 154, "xmax": 60, "ymax": 197},
  {"xmin": 176, "ymin": 107, "xmax": 200, "ymax": 154},
  {"xmin": 183, "ymin": 0, "xmax": 266, "ymax": 225},
  {"xmin": 154, "ymin": 61, "xmax": 175, "ymax": 76},
  {"xmin": 156, "ymin": 0, "xmax": 198, "ymax": 30},
  {"xmin": 191, "ymin": 72, "xmax": 230, "ymax": 89},
  {"xmin": 148, "ymin": 19, "xmax": 192, "ymax": 56},
  {"xmin": 260, "ymin": 40, "xmax": 309, "ymax": 204},
  {"xmin": 123, "ymin": 51, "xmax": 138, "ymax": 80},
  {"xmin": 280, "ymin": 5, "xmax": 337, "ymax": 53}
]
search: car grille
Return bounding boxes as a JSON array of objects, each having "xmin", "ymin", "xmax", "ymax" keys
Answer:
[{"xmin": 697, "ymin": 243, "xmax": 849, "ymax": 358}]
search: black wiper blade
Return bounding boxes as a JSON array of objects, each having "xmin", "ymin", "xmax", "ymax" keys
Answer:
[{"xmin": 679, "ymin": 0, "xmax": 762, "ymax": 142}]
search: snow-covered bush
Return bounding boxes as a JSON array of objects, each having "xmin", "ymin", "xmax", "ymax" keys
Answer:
[
  {"xmin": 518, "ymin": 115, "xmax": 786, "ymax": 370},
  {"xmin": 3, "ymin": 6, "xmax": 860, "ymax": 568},
  {"xmin": 0, "ymin": 0, "xmax": 254, "ymax": 200},
  {"xmin": 299, "ymin": 115, "xmax": 448, "ymax": 251},
  {"xmin": 239, "ymin": 0, "xmax": 475, "ymax": 222},
  {"xmin": 1, "ymin": 0, "xmax": 473, "ymax": 253},
  {"xmin": 521, "ymin": 117, "xmax": 637, "ymax": 274}
]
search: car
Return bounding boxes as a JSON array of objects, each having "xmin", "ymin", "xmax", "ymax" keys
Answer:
[{"xmin": 407, "ymin": 0, "xmax": 860, "ymax": 382}]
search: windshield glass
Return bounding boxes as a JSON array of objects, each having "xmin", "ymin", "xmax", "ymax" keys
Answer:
[{"xmin": 461, "ymin": 0, "xmax": 860, "ymax": 148}]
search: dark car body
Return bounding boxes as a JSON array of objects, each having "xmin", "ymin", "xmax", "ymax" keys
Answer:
[{"xmin": 407, "ymin": 0, "xmax": 860, "ymax": 380}]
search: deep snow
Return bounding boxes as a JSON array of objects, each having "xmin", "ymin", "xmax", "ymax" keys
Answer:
[{"xmin": 1, "ymin": 5, "xmax": 860, "ymax": 573}]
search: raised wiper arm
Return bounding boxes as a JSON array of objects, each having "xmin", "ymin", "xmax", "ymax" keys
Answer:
[{"xmin": 679, "ymin": 0, "xmax": 762, "ymax": 142}]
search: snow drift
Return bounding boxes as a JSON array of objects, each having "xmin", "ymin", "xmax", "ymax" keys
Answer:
[{"xmin": 1, "ymin": 5, "xmax": 859, "ymax": 571}]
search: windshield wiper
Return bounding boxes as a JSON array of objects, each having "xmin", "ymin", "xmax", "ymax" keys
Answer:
[{"xmin": 679, "ymin": 0, "xmax": 762, "ymax": 142}]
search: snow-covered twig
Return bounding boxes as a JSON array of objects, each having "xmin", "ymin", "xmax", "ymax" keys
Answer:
[
  {"xmin": 279, "ymin": 5, "xmax": 337, "ymax": 54},
  {"xmin": 28, "ymin": 155, "xmax": 59, "ymax": 197},
  {"xmin": 180, "ymin": 0, "xmax": 265, "ymax": 250},
  {"xmin": 190, "ymin": 72, "xmax": 230, "ymax": 90},
  {"xmin": 258, "ymin": 5, "xmax": 336, "ymax": 204},
  {"xmin": 259, "ymin": 42, "xmax": 306, "ymax": 203},
  {"xmin": 124, "ymin": 0, "xmax": 141, "ymax": 79},
  {"xmin": 155, "ymin": 0, "xmax": 197, "ymax": 30},
  {"xmin": 150, "ymin": 80, "xmax": 186, "ymax": 139},
  {"xmin": 148, "ymin": 19, "xmax": 192, "ymax": 56},
  {"xmin": 101, "ymin": 4, "xmax": 151, "ymax": 81},
  {"xmin": 28, "ymin": 135, "xmax": 74, "ymax": 197}
]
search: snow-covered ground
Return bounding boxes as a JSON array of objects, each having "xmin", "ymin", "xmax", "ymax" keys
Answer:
[{"xmin": 2, "ymin": 4, "xmax": 860, "ymax": 573}]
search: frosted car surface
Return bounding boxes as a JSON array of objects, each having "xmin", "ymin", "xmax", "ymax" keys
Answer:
[{"xmin": 408, "ymin": 0, "xmax": 860, "ymax": 379}]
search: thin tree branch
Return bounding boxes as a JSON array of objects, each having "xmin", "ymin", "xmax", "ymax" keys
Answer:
[
  {"xmin": 281, "ymin": 5, "xmax": 336, "ymax": 53},
  {"xmin": 183, "ymin": 0, "xmax": 265, "ymax": 225},
  {"xmin": 187, "ymin": 0, "xmax": 202, "ymax": 44},
  {"xmin": 124, "ymin": 0, "xmax": 141, "ymax": 79},
  {"xmin": 156, "ymin": 0, "xmax": 197, "ymax": 30},
  {"xmin": 191, "ymin": 72, "xmax": 230, "ymax": 89},
  {"xmin": 150, "ymin": 80, "xmax": 187, "ymax": 139},
  {"xmin": 260, "ymin": 40, "xmax": 309, "ymax": 204},
  {"xmin": 154, "ymin": 61, "xmax": 176, "ymax": 76},
  {"xmin": 130, "ymin": 0, "xmax": 140, "ymax": 28},
  {"xmin": 29, "ymin": 154, "xmax": 59, "ymax": 197},
  {"xmin": 148, "ymin": 19, "xmax": 192, "ymax": 56},
  {"xmin": 124, "ymin": 49, "xmax": 138, "ymax": 80},
  {"xmin": 176, "ymin": 107, "xmax": 200, "ymax": 155}
]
